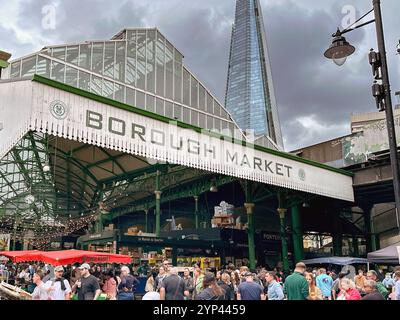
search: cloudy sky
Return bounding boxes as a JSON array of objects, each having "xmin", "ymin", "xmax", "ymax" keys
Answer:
[{"xmin": 1, "ymin": 0, "xmax": 399, "ymax": 151}]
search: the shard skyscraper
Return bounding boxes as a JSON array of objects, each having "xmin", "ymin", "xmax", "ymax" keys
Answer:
[{"xmin": 225, "ymin": 0, "xmax": 283, "ymax": 150}]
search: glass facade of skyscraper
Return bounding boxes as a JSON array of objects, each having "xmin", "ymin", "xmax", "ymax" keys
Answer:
[{"xmin": 225, "ymin": 0, "xmax": 284, "ymax": 150}]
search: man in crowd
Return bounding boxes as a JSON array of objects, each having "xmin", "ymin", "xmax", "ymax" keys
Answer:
[
  {"xmin": 182, "ymin": 268, "xmax": 194, "ymax": 297},
  {"xmin": 32, "ymin": 270, "xmax": 49, "ymax": 300},
  {"xmin": 237, "ymin": 272, "xmax": 265, "ymax": 300},
  {"xmin": 155, "ymin": 265, "xmax": 168, "ymax": 292},
  {"xmin": 160, "ymin": 267, "xmax": 189, "ymax": 300},
  {"xmin": 366, "ymin": 270, "xmax": 388, "ymax": 299},
  {"xmin": 382, "ymin": 272, "xmax": 396, "ymax": 290},
  {"xmin": 265, "ymin": 271, "xmax": 284, "ymax": 300},
  {"xmin": 354, "ymin": 269, "xmax": 366, "ymax": 291},
  {"xmin": 316, "ymin": 268, "xmax": 333, "ymax": 300},
  {"xmin": 73, "ymin": 263, "xmax": 101, "ymax": 300},
  {"xmin": 283, "ymin": 262, "xmax": 309, "ymax": 300},
  {"xmin": 45, "ymin": 265, "xmax": 72, "ymax": 300},
  {"xmin": 361, "ymin": 280, "xmax": 385, "ymax": 300},
  {"xmin": 117, "ymin": 266, "xmax": 139, "ymax": 300}
]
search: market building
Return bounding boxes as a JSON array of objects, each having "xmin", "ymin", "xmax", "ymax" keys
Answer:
[{"xmin": 0, "ymin": 1, "xmax": 358, "ymax": 273}]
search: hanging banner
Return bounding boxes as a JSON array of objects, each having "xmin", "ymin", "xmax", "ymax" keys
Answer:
[
  {"xmin": 0, "ymin": 78, "xmax": 354, "ymax": 202},
  {"xmin": 0, "ymin": 234, "xmax": 10, "ymax": 251}
]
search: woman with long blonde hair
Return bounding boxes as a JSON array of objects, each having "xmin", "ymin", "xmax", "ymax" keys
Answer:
[{"xmin": 305, "ymin": 272, "xmax": 323, "ymax": 300}]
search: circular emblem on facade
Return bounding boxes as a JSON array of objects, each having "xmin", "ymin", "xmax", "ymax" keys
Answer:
[
  {"xmin": 50, "ymin": 100, "xmax": 69, "ymax": 120},
  {"xmin": 298, "ymin": 169, "xmax": 306, "ymax": 181}
]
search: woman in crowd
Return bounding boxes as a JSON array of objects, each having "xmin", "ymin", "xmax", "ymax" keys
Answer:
[
  {"xmin": 192, "ymin": 267, "xmax": 205, "ymax": 299},
  {"xmin": 196, "ymin": 272, "xmax": 225, "ymax": 300},
  {"xmin": 145, "ymin": 271, "xmax": 156, "ymax": 292},
  {"xmin": 218, "ymin": 272, "xmax": 235, "ymax": 300},
  {"xmin": 102, "ymin": 269, "xmax": 117, "ymax": 300},
  {"xmin": 305, "ymin": 272, "xmax": 323, "ymax": 300},
  {"xmin": 337, "ymin": 278, "xmax": 361, "ymax": 300},
  {"xmin": 230, "ymin": 271, "xmax": 240, "ymax": 297}
]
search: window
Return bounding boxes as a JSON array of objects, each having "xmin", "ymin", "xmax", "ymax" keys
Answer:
[
  {"xmin": 126, "ymin": 87, "xmax": 135, "ymax": 106},
  {"xmin": 146, "ymin": 94, "xmax": 155, "ymax": 113},
  {"xmin": 104, "ymin": 42, "xmax": 115, "ymax": 78},
  {"xmin": 199, "ymin": 113, "xmax": 206, "ymax": 128},
  {"xmin": 115, "ymin": 42, "xmax": 126, "ymax": 82},
  {"xmin": 21, "ymin": 57, "xmax": 36, "ymax": 77},
  {"xmin": 52, "ymin": 47, "xmax": 65, "ymax": 61},
  {"xmin": 174, "ymin": 53, "xmax": 182, "ymax": 103},
  {"xmin": 173, "ymin": 104, "xmax": 182, "ymax": 121},
  {"xmin": 136, "ymin": 31, "xmax": 146, "ymax": 90},
  {"xmin": 190, "ymin": 76, "xmax": 198, "ymax": 108},
  {"xmin": 79, "ymin": 44, "xmax": 91, "ymax": 70},
  {"xmin": 191, "ymin": 110, "xmax": 199, "ymax": 126},
  {"xmin": 199, "ymin": 85, "xmax": 206, "ymax": 111},
  {"xmin": 78, "ymin": 70, "xmax": 90, "ymax": 91},
  {"xmin": 126, "ymin": 34, "xmax": 137, "ymax": 86},
  {"xmin": 206, "ymin": 93, "xmax": 213, "ymax": 114},
  {"xmin": 91, "ymin": 43, "xmax": 104, "ymax": 74},
  {"xmin": 165, "ymin": 41, "xmax": 173, "ymax": 100},
  {"xmin": 147, "ymin": 30, "xmax": 156, "ymax": 94},
  {"xmin": 114, "ymin": 83, "xmax": 125, "ymax": 103},
  {"xmin": 10, "ymin": 61, "xmax": 21, "ymax": 78},
  {"xmin": 156, "ymin": 98, "xmax": 164, "ymax": 116},
  {"xmin": 91, "ymin": 75, "xmax": 102, "ymax": 95},
  {"xmin": 183, "ymin": 107, "xmax": 190, "ymax": 124},
  {"xmin": 165, "ymin": 101, "xmax": 173, "ymax": 119},
  {"xmin": 156, "ymin": 32, "xmax": 165, "ymax": 96},
  {"xmin": 50, "ymin": 60, "xmax": 64, "ymax": 82},
  {"xmin": 136, "ymin": 91, "xmax": 146, "ymax": 109},
  {"xmin": 103, "ymin": 80, "xmax": 114, "ymax": 99},
  {"xmin": 66, "ymin": 46, "xmax": 79, "ymax": 65},
  {"xmin": 36, "ymin": 56, "xmax": 50, "ymax": 78},
  {"xmin": 65, "ymin": 66, "xmax": 78, "ymax": 87},
  {"xmin": 183, "ymin": 68, "xmax": 190, "ymax": 106}
]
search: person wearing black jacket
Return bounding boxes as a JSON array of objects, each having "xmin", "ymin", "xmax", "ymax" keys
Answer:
[{"xmin": 218, "ymin": 272, "xmax": 235, "ymax": 300}]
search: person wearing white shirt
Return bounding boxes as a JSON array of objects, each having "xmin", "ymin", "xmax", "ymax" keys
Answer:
[
  {"xmin": 44, "ymin": 265, "xmax": 71, "ymax": 300},
  {"xmin": 32, "ymin": 270, "xmax": 49, "ymax": 300}
]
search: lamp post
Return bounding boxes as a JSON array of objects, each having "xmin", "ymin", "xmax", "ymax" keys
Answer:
[{"xmin": 324, "ymin": 0, "xmax": 400, "ymax": 235}]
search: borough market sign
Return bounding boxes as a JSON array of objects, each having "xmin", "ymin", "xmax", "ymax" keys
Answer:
[{"xmin": 0, "ymin": 76, "xmax": 354, "ymax": 202}]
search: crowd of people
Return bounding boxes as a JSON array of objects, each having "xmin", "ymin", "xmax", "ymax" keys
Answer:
[{"xmin": 1, "ymin": 260, "xmax": 400, "ymax": 300}]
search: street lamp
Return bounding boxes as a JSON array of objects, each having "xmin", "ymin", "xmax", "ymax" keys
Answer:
[{"xmin": 324, "ymin": 0, "xmax": 400, "ymax": 234}]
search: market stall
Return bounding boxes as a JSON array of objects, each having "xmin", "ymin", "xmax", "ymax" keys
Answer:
[
  {"xmin": 367, "ymin": 242, "xmax": 400, "ymax": 264},
  {"xmin": 0, "ymin": 249, "xmax": 131, "ymax": 265}
]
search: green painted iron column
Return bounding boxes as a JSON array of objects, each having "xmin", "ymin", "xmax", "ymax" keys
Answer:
[
  {"xmin": 12, "ymin": 218, "xmax": 18, "ymax": 251},
  {"xmin": 245, "ymin": 203, "xmax": 256, "ymax": 270},
  {"xmin": 278, "ymin": 208, "xmax": 290, "ymax": 274},
  {"xmin": 194, "ymin": 196, "xmax": 199, "ymax": 230},
  {"xmin": 155, "ymin": 170, "xmax": 162, "ymax": 237},
  {"xmin": 291, "ymin": 205, "xmax": 304, "ymax": 263},
  {"xmin": 145, "ymin": 209, "xmax": 149, "ymax": 233}
]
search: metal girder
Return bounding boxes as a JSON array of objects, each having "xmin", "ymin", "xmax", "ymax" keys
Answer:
[{"xmin": 105, "ymin": 174, "xmax": 236, "ymax": 221}]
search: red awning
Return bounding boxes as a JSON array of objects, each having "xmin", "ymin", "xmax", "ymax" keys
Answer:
[
  {"xmin": 36, "ymin": 250, "xmax": 131, "ymax": 266},
  {"xmin": 0, "ymin": 250, "xmax": 131, "ymax": 265},
  {"xmin": 0, "ymin": 250, "xmax": 43, "ymax": 263}
]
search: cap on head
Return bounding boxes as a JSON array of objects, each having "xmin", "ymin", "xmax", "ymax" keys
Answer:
[
  {"xmin": 54, "ymin": 266, "xmax": 64, "ymax": 272},
  {"xmin": 79, "ymin": 263, "xmax": 90, "ymax": 270},
  {"xmin": 244, "ymin": 272, "xmax": 253, "ymax": 277}
]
